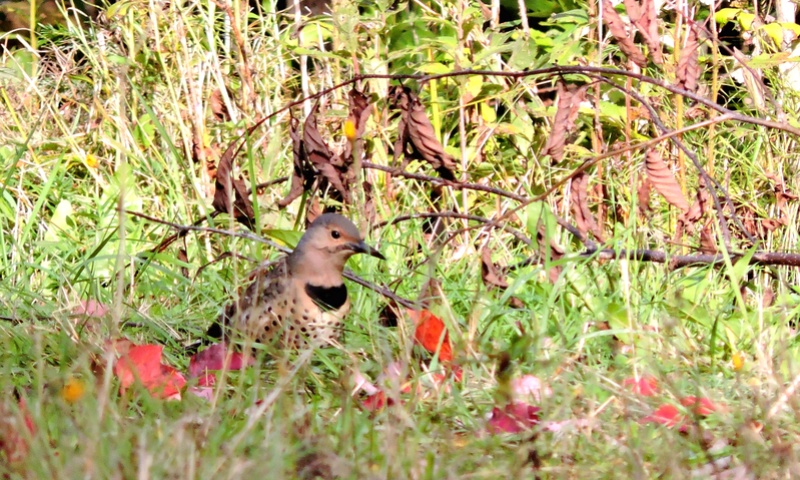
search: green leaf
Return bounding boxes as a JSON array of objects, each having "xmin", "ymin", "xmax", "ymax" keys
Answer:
[
  {"xmin": 264, "ymin": 229, "xmax": 303, "ymax": 249},
  {"xmin": 418, "ymin": 63, "xmax": 451, "ymax": 74},
  {"xmin": 761, "ymin": 23, "xmax": 786, "ymax": 46},
  {"xmin": 526, "ymin": 202, "xmax": 557, "ymax": 251},
  {"xmin": 747, "ymin": 52, "xmax": 800, "ymax": 68},
  {"xmin": 714, "ymin": 8, "xmax": 742, "ymax": 26},
  {"xmin": 45, "ymin": 200, "xmax": 73, "ymax": 242},
  {"xmin": 729, "ymin": 247, "xmax": 756, "ymax": 284},
  {"xmin": 738, "ymin": 12, "xmax": 756, "ymax": 31}
]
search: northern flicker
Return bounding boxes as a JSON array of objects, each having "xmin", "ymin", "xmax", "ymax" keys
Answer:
[{"xmin": 208, "ymin": 213, "xmax": 384, "ymax": 349}]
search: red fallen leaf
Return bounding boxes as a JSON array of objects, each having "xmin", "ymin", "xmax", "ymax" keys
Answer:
[
  {"xmin": 188, "ymin": 343, "xmax": 253, "ymax": 378},
  {"xmin": 642, "ymin": 404, "xmax": 682, "ymax": 427},
  {"xmin": 198, "ymin": 373, "xmax": 216, "ymax": 387},
  {"xmin": 188, "ymin": 373, "xmax": 215, "ymax": 401},
  {"xmin": 512, "ymin": 374, "xmax": 551, "ymax": 401},
  {"xmin": 361, "ymin": 392, "xmax": 397, "ymax": 412},
  {"xmin": 487, "ymin": 402, "xmax": 541, "ymax": 434},
  {"xmin": 114, "ymin": 344, "xmax": 186, "ymax": 400},
  {"xmin": 0, "ymin": 397, "xmax": 36, "ymax": 466},
  {"xmin": 72, "ymin": 299, "xmax": 109, "ymax": 317},
  {"xmin": 680, "ymin": 396, "xmax": 719, "ymax": 416},
  {"xmin": 623, "ymin": 376, "xmax": 659, "ymax": 397},
  {"xmin": 407, "ymin": 309, "xmax": 453, "ymax": 363},
  {"xmin": 452, "ymin": 365, "xmax": 463, "ymax": 382}
]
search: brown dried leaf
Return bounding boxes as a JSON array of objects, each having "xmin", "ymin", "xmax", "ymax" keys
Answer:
[
  {"xmin": 761, "ymin": 218, "xmax": 782, "ymax": 232},
  {"xmin": 344, "ymin": 88, "xmax": 372, "ymax": 161},
  {"xmin": 209, "ymin": 88, "xmax": 231, "ymax": 122},
  {"xmin": 676, "ymin": 25, "xmax": 700, "ymax": 92},
  {"xmin": 389, "ymin": 85, "xmax": 457, "ymax": 180},
  {"xmin": 637, "ymin": 176, "xmax": 652, "ymax": 216},
  {"xmin": 542, "ymin": 81, "xmax": 588, "ymax": 162},
  {"xmin": 178, "ymin": 248, "xmax": 190, "ymax": 279},
  {"xmin": 212, "ymin": 142, "xmax": 256, "ymax": 229},
  {"xmin": 508, "ymin": 297, "xmax": 526, "ymax": 309},
  {"xmin": 624, "ymin": 0, "xmax": 663, "ymax": 64},
  {"xmin": 362, "ymin": 180, "xmax": 377, "ymax": 226},
  {"xmin": 602, "ymin": 0, "xmax": 648, "ymax": 68},
  {"xmin": 481, "ymin": 246, "xmax": 509, "ymax": 289},
  {"xmin": 533, "ymin": 227, "xmax": 564, "ymax": 284},
  {"xmin": 762, "ymin": 287, "xmax": 775, "ymax": 308},
  {"xmin": 306, "ymin": 197, "xmax": 323, "ymax": 226},
  {"xmin": 570, "ymin": 172, "xmax": 604, "ymax": 240},
  {"xmin": 699, "ymin": 222, "xmax": 717, "ymax": 254},
  {"xmin": 644, "ymin": 149, "xmax": 690, "ymax": 212},
  {"xmin": 766, "ymin": 172, "xmax": 798, "ymax": 213},
  {"xmin": 684, "ymin": 188, "xmax": 710, "ymax": 225},
  {"xmin": 278, "ymin": 115, "xmax": 316, "ymax": 208},
  {"xmin": 304, "ymin": 104, "xmax": 353, "ymax": 203}
]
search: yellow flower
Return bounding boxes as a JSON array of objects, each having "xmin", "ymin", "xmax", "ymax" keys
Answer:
[
  {"xmin": 61, "ymin": 377, "xmax": 86, "ymax": 403},
  {"xmin": 344, "ymin": 118, "xmax": 357, "ymax": 141},
  {"xmin": 85, "ymin": 154, "xmax": 98, "ymax": 169},
  {"xmin": 732, "ymin": 352, "xmax": 745, "ymax": 372}
]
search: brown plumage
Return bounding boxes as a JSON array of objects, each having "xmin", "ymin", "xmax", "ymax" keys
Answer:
[{"xmin": 209, "ymin": 213, "xmax": 384, "ymax": 349}]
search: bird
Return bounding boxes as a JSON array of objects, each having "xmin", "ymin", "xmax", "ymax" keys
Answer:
[{"xmin": 207, "ymin": 213, "xmax": 385, "ymax": 349}]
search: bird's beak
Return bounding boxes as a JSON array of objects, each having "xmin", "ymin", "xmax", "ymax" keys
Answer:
[{"xmin": 350, "ymin": 240, "xmax": 385, "ymax": 260}]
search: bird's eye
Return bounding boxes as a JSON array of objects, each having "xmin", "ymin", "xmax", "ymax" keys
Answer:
[{"xmin": 331, "ymin": 230, "xmax": 341, "ymax": 239}]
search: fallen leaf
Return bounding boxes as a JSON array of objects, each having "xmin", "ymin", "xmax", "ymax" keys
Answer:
[
  {"xmin": 72, "ymin": 299, "xmax": 109, "ymax": 318},
  {"xmin": 114, "ymin": 344, "xmax": 186, "ymax": 400},
  {"xmin": 0, "ymin": 397, "xmax": 36, "ymax": 467},
  {"xmin": 642, "ymin": 403, "xmax": 682, "ymax": 427},
  {"xmin": 481, "ymin": 246, "xmax": 508, "ymax": 289},
  {"xmin": 487, "ymin": 402, "xmax": 541, "ymax": 434},
  {"xmin": 407, "ymin": 309, "xmax": 454, "ymax": 363},
  {"xmin": 511, "ymin": 375, "xmax": 551, "ymax": 402},
  {"xmin": 188, "ymin": 343, "xmax": 253, "ymax": 378},
  {"xmin": 361, "ymin": 391, "xmax": 397, "ymax": 412},
  {"xmin": 623, "ymin": 376, "xmax": 659, "ymax": 397},
  {"xmin": 351, "ymin": 370, "xmax": 380, "ymax": 397},
  {"xmin": 680, "ymin": 396, "xmax": 719, "ymax": 416}
]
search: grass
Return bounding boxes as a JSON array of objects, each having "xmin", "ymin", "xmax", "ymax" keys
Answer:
[{"xmin": 2, "ymin": 0, "xmax": 800, "ymax": 477}]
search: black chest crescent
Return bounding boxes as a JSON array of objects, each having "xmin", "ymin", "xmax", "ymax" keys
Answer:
[{"xmin": 305, "ymin": 283, "xmax": 348, "ymax": 311}]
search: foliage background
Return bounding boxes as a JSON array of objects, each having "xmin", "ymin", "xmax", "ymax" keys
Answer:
[{"xmin": 1, "ymin": 0, "xmax": 800, "ymax": 477}]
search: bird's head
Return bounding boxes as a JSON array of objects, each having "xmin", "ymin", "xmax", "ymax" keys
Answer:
[{"xmin": 290, "ymin": 213, "xmax": 384, "ymax": 280}]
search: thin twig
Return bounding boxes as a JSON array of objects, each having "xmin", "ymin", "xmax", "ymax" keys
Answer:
[
  {"xmin": 127, "ymin": 211, "xmax": 416, "ymax": 309},
  {"xmin": 363, "ymin": 162, "xmax": 526, "ymax": 202},
  {"xmin": 374, "ymin": 211, "xmax": 532, "ymax": 246}
]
